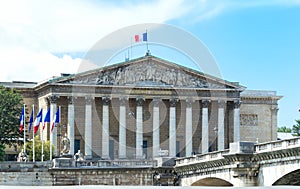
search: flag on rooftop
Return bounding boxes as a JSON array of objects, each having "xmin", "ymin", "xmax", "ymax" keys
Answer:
[{"xmin": 134, "ymin": 32, "xmax": 147, "ymax": 42}]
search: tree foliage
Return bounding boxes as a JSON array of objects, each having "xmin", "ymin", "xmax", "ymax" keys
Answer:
[
  {"xmin": 277, "ymin": 126, "xmax": 292, "ymax": 133},
  {"xmin": 23, "ymin": 136, "xmax": 53, "ymax": 161},
  {"xmin": 292, "ymin": 119, "xmax": 300, "ymax": 136},
  {"xmin": 0, "ymin": 86, "xmax": 23, "ymax": 144},
  {"xmin": 0, "ymin": 144, "xmax": 5, "ymax": 161}
]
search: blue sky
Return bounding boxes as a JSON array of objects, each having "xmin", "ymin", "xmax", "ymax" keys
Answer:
[{"xmin": 0, "ymin": 0, "xmax": 299, "ymax": 128}]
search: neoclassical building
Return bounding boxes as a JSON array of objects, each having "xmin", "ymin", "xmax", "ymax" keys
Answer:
[{"xmin": 1, "ymin": 55, "xmax": 282, "ymax": 160}]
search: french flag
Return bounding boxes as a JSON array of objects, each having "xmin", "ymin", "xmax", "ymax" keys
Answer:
[
  {"xmin": 51, "ymin": 108, "xmax": 60, "ymax": 133},
  {"xmin": 33, "ymin": 109, "xmax": 43, "ymax": 134},
  {"xmin": 134, "ymin": 32, "xmax": 147, "ymax": 42},
  {"xmin": 43, "ymin": 108, "xmax": 50, "ymax": 131},
  {"xmin": 19, "ymin": 106, "xmax": 25, "ymax": 133},
  {"xmin": 28, "ymin": 108, "xmax": 34, "ymax": 133}
]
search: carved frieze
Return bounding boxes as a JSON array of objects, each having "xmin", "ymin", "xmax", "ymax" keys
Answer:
[
  {"xmin": 240, "ymin": 114, "xmax": 258, "ymax": 126},
  {"xmin": 64, "ymin": 61, "xmax": 218, "ymax": 88}
]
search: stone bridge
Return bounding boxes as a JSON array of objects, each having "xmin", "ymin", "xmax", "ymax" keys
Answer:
[{"xmin": 175, "ymin": 137, "xmax": 300, "ymax": 187}]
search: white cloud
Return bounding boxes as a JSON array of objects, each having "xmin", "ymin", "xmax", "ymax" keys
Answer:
[
  {"xmin": 186, "ymin": 0, "xmax": 300, "ymax": 22},
  {"xmin": 0, "ymin": 0, "xmax": 190, "ymax": 82},
  {"xmin": 0, "ymin": 0, "xmax": 189, "ymax": 52},
  {"xmin": 0, "ymin": 48, "xmax": 81, "ymax": 82},
  {"xmin": 1, "ymin": 0, "xmax": 299, "ymax": 82}
]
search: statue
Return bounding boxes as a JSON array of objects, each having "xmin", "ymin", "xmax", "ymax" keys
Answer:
[
  {"xmin": 74, "ymin": 150, "xmax": 84, "ymax": 161},
  {"xmin": 17, "ymin": 149, "xmax": 28, "ymax": 162},
  {"xmin": 61, "ymin": 134, "xmax": 70, "ymax": 155}
]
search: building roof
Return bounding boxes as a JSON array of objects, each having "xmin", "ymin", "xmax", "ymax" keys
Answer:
[{"xmin": 277, "ymin": 132, "xmax": 295, "ymax": 140}]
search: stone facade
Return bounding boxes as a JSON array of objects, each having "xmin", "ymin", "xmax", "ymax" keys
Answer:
[{"xmin": 0, "ymin": 55, "xmax": 282, "ymax": 160}]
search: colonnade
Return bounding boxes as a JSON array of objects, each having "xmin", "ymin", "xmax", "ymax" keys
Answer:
[{"xmin": 48, "ymin": 95, "xmax": 241, "ymax": 159}]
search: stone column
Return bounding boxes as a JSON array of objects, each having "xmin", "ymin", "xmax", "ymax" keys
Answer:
[
  {"xmin": 152, "ymin": 98, "xmax": 161, "ymax": 158},
  {"xmin": 169, "ymin": 98, "xmax": 177, "ymax": 157},
  {"xmin": 271, "ymin": 106, "xmax": 279, "ymax": 141},
  {"xmin": 233, "ymin": 100, "xmax": 241, "ymax": 142},
  {"xmin": 136, "ymin": 97, "xmax": 144, "ymax": 159},
  {"xmin": 102, "ymin": 97, "xmax": 110, "ymax": 159},
  {"xmin": 201, "ymin": 100, "xmax": 210, "ymax": 154},
  {"xmin": 49, "ymin": 95, "xmax": 58, "ymax": 160},
  {"xmin": 119, "ymin": 97, "xmax": 127, "ymax": 159},
  {"xmin": 218, "ymin": 100, "xmax": 226, "ymax": 151},
  {"xmin": 185, "ymin": 99, "xmax": 193, "ymax": 157},
  {"xmin": 85, "ymin": 96, "xmax": 93, "ymax": 159},
  {"xmin": 67, "ymin": 96, "xmax": 75, "ymax": 155}
]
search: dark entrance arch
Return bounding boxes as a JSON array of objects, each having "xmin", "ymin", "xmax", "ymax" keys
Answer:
[
  {"xmin": 273, "ymin": 169, "xmax": 300, "ymax": 185},
  {"xmin": 191, "ymin": 177, "xmax": 233, "ymax": 186}
]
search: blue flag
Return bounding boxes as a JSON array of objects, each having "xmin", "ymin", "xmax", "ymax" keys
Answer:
[
  {"xmin": 28, "ymin": 109, "xmax": 34, "ymax": 132},
  {"xmin": 42, "ymin": 108, "xmax": 50, "ymax": 130},
  {"xmin": 142, "ymin": 32, "xmax": 147, "ymax": 41}
]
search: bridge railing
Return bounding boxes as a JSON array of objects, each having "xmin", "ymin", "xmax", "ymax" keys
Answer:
[
  {"xmin": 175, "ymin": 150, "xmax": 229, "ymax": 167},
  {"xmin": 76, "ymin": 159, "xmax": 157, "ymax": 168},
  {"xmin": 255, "ymin": 137, "xmax": 300, "ymax": 153}
]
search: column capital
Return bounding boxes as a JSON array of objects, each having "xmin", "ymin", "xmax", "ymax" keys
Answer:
[
  {"xmin": 85, "ymin": 96, "xmax": 94, "ymax": 105},
  {"xmin": 136, "ymin": 97, "xmax": 145, "ymax": 106},
  {"xmin": 233, "ymin": 99, "xmax": 241, "ymax": 109},
  {"xmin": 271, "ymin": 106, "xmax": 279, "ymax": 114},
  {"xmin": 119, "ymin": 96, "xmax": 128, "ymax": 106},
  {"xmin": 48, "ymin": 95, "xmax": 59, "ymax": 104},
  {"xmin": 170, "ymin": 98, "xmax": 178, "ymax": 107},
  {"xmin": 67, "ymin": 96, "xmax": 75, "ymax": 105},
  {"xmin": 218, "ymin": 100, "xmax": 226, "ymax": 109},
  {"xmin": 102, "ymin": 96, "xmax": 111, "ymax": 105},
  {"xmin": 186, "ymin": 98, "xmax": 194, "ymax": 108},
  {"xmin": 153, "ymin": 98, "xmax": 161, "ymax": 107},
  {"xmin": 202, "ymin": 99, "xmax": 210, "ymax": 108}
]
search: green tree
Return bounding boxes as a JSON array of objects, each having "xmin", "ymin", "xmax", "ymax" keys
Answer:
[
  {"xmin": 0, "ymin": 144, "xmax": 5, "ymax": 161},
  {"xmin": 0, "ymin": 86, "xmax": 23, "ymax": 160},
  {"xmin": 23, "ymin": 136, "xmax": 53, "ymax": 161},
  {"xmin": 292, "ymin": 119, "xmax": 300, "ymax": 136},
  {"xmin": 277, "ymin": 126, "xmax": 292, "ymax": 133}
]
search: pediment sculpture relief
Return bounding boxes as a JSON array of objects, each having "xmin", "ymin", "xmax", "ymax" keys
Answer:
[
  {"xmin": 66, "ymin": 61, "xmax": 228, "ymax": 88},
  {"xmin": 101, "ymin": 63, "xmax": 208, "ymax": 88}
]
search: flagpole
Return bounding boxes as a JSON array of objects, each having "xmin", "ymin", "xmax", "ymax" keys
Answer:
[
  {"xmin": 32, "ymin": 104, "xmax": 35, "ymax": 162},
  {"xmin": 130, "ymin": 36, "xmax": 133, "ymax": 60},
  {"xmin": 23, "ymin": 104, "xmax": 26, "ymax": 155},
  {"xmin": 42, "ymin": 111, "xmax": 44, "ymax": 162},
  {"xmin": 146, "ymin": 29, "xmax": 149, "ymax": 53},
  {"xmin": 59, "ymin": 106, "xmax": 61, "ymax": 157},
  {"xmin": 50, "ymin": 108, "xmax": 53, "ymax": 161}
]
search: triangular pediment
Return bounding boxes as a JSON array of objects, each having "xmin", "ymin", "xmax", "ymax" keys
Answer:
[{"xmin": 55, "ymin": 55, "xmax": 243, "ymax": 90}]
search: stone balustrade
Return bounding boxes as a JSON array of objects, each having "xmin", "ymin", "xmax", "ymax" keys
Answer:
[
  {"xmin": 175, "ymin": 150, "xmax": 229, "ymax": 167},
  {"xmin": 255, "ymin": 137, "xmax": 300, "ymax": 153},
  {"xmin": 75, "ymin": 159, "xmax": 157, "ymax": 168}
]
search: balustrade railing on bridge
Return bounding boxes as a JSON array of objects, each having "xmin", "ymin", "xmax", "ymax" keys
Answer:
[
  {"xmin": 75, "ymin": 159, "xmax": 157, "ymax": 168},
  {"xmin": 175, "ymin": 150, "xmax": 229, "ymax": 167},
  {"xmin": 255, "ymin": 137, "xmax": 300, "ymax": 153},
  {"xmin": 175, "ymin": 137, "xmax": 300, "ymax": 167}
]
